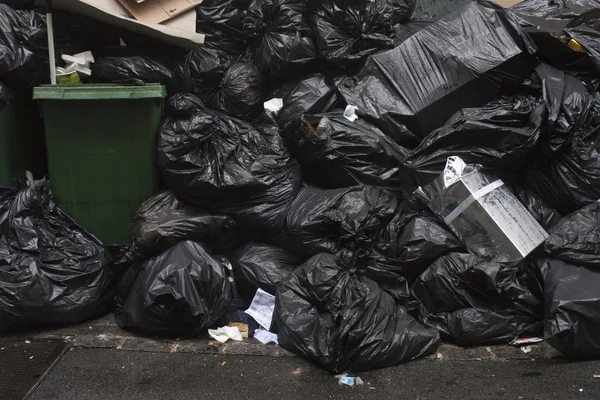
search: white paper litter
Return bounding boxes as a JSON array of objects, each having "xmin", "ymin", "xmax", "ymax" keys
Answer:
[
  {"xmin": 254, "ymin": 329, "xmax": 278, "ymax": 345},
  {"xmin": 264, "ymin": 98, "xmax": 284, "ymax": 114},
  {"xmin": 208, "ymin": 326, "xmax": 243, "ymax": 343},
  {"xmin": 343, "ymin": 105, "xmax": 358, "ymax": 122},
  {"xmin": 245, "ymin": 289, "xmax": 276, "ymax": 330}
]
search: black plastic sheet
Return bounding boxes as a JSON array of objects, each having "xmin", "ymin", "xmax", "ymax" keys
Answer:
[
  {"xmin": 243, "ymin": 0, "xmax": 316, "ymax": 76},
  {"xmin": 275, "ymin": 252, "xmax": 440, "ymax": 373},
  {"xmin": 412, "ymin": 253, "xmax": 544, "ymax": 346},
  {"xmin": 0, "ymin": 180, "xmax": 114, "ymax": 333},
  {"xmin": 158, "ymin": 94, "xmax": 302, "ymax": 231},
  {"xmin": 281, "ymin": 112, "xmax": 409, "ymax": 192},
  {"xmin": 269, "ymin": 73, "xmax": 340, "ymax": 127},
  {"xmin": 115, "ymin": 241, "xmax": 232, "ymax": 337},
  {"xmin": 229, "ymin": 243, "xmax": 303, "ymax": 304},
  {"xmin": 129, "ymin": 191, "xmax": 240, "ymax": 260},
  {"xmin": 544, "ymin": 201, "xmax": 600, "ymax": 268},
  {"xmin": 403, "ymin": 94, "xmax": 547, "ymax": 188},
  {"xmin": 308, "ymin": 0, "xmax": 409, "ymax": 67},
  {"xmin": 336, "ymin": 2, "xmax": 536, "ymax": 142},
  {"xmin": 542, "ymin": 258, "xmax": 600, "ymax": 357}
]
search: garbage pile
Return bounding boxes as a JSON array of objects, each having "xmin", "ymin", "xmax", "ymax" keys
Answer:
[{"xmin": 3, "ymin": 0, "xmax": 600, "ymax": 374}]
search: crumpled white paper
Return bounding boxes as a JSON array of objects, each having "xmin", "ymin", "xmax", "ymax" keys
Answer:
[
  {"xmin": 254, "ymin": 329, "xmax": 278, "ymax": 345},
  {"xmin": 264, "ymin": 98, "xmax": 284, "ymax": 114},
  {"xmin": 208, "ymin": 326, "xmax": 243, "ymax": 343}
]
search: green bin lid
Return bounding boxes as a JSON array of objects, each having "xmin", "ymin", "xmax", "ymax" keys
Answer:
[{"xmin": 33, "ymin": 84, "xmax": 167, "ymax": 100}]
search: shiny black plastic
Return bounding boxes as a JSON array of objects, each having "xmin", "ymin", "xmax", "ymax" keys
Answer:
[
  {"xmin": 336, "ymin": 2, "xmax": 536, "ymax": 142},
  {"xmin": 542, "ymin": 258, "xmax": 600, "ymax": 357},
  {"xmin": 270, "ymin": 73, "xmax": 340, "ymax": 127},
  {"xmin": 92, "ymin": 53, "xmax": 191, "ymax": 96},
  {"xmin": 308, "ymin": 0, "xmax": 410, "ymax": 66},
  {"xmin": 129, "ymin": 191, "xmax": 240, "ymax": 260},
  {"xmin": 229, "ymin": 243, "xmax": 303, "ymax": 304},
  {"xmin": 412, "ymin": 253, "xmax": 544, "ymax": 346},
  {"xmin": 281, "ymin": 112, "xmax": 409, "ymax": 192},
  {"xmin": 158, "ymin": 94, "xmax": 302, "ymax": 231},
  {"xmin": 243, "ymin": 0, "xmax": 316, "ymax": 76},
  {"xmin": 0, "ymin": 180, "xmax": 114, "ymax": 333},
  {"xmin": 275, "ymin": 252, "xmax": 441, "ymax": 373},
  {"xmin": 115, "ymin": 241, "xmax": 232, "ymax": 337},
  {"xmin": 275, "ymin": 185, "xmax": 400, "ymax": 257},
  {"xmin": 403, "ymin": 94, "xmax": 546, "ymax": 188},
  {"xmin": 545, "ymin": 201, "xmax": 600, "ymax": 268}
]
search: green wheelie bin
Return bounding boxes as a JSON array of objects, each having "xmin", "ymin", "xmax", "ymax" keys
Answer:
[{"xmin": 33, "ymin": 84, "xmax": 166, "ymax": 244}]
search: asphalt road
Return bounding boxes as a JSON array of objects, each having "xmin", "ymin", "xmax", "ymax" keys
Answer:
[{"xmin": 29, "ymin": 348, "xmax": 600, "ymax": 400}]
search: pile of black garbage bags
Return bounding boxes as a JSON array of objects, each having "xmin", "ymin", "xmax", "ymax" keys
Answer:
[{"xmin": 4, "ymin": 0, "xmax": 600, "ymax": 373}]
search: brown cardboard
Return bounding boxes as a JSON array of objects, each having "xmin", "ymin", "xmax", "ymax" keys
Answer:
[
  {"xmin": 492, "ymin": 0, "xmax": 524, "ymax": 7},
  {"xmin": 45, "ymin": 0, "xmax": 204, "ymax": 49},
  {"xmin": 118, "ymin": 0, "xmax": 202, "ymax": 24}
]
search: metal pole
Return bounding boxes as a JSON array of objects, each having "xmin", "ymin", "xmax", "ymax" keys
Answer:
[{"xmin": 46, "ymin": 0, "xmax": 56, "ymax": 85}]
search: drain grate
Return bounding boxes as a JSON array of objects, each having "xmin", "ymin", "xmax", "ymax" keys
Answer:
[{"xmin": 0, "ymin": 338, "xmax": 67, "ymax": 400}]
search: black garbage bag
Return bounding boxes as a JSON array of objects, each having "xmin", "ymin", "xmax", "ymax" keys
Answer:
[
  {"xmin": 565, "ymin": 9, "xmax": 600, "ymax": 74},
  {"xmin": 92, "ymin": 50, "xmax": 191, "ymax": 96},
  {"xmin": 370, "ymin": 200, "xmax": 463, "ymax": 282},
  {"xmin": 229, "ymin": 243, "xmax": 303, "ymax": 305},
  {"xmin": 115, "ymin": 240, "xmax": 232, "ymax": 337},
  {"xmin": 129, "ymin": 191, "xmax": 240, "ymax": 261},
  {"xmin": 196, "ymin": 0, "xmax": 251, "ymax": 37},
  {"xmin": 402, "ymin": 94, "xmax": 547, "ymax": 188},
  {"xmin": 186, "ymin": 47, "xmax": 265, "ymax": 119},
  {"xmin": 528, "ymin": 63, "xmax": 594, "ymax": 163},
  {"xmin": 336, "ymin": 2, "xmax": 536, "ymax": 142},
  {"xmin": 544, "ymin": 201, "xmax": 600, "ymax": 268},
  {"xmin": 158, "ymin": 94, "xmax": 302, "ymax": 231},
  {"xmin": 186, "ymin": 46, "xmax": 235, "ymax": 88},
  {"xmin": 412, "ymin": 253, "xmax": 544, "ymax": 346},
  {"xmin": 275, "ymin": 252, "xmax": 441, "ymax": 373},
  {"xmin": 196, "ymin": 0, "xmax": 251, "ymax": 57},
  {"xmin": 308, "ymin": 0, "xmax": 413, "ymax": 67},
  {"xmin": 508, "ymin": 0, "xmax": 600, "ymax": 72},
  {"xmin": 525, "ymin": 119, "xmax": 600, "ymax": 215},
  {"xmin": 281, "ymin": 112, "xmax": 409, "ymax": 192},
  {"xmin": 0, "ymin": 5, "xmax": 46, "ymax": 89},
  {"xmin": 268, "ymin": 73, "xmax": 340, "ymax": 127},
  {"xmin": 275, "ymin": 185, "xmax": 400, "ymax": 257},
  {"xmin": 542, "ymin": 258, "xmax": 600, "ymax": 357},
  {"xmin": 243, "ymin": 0, "xmax": 317, "ymax": 76},
  {"xmin": 0, "ymin": 180, "xmax": 114, "ymax": 333}
]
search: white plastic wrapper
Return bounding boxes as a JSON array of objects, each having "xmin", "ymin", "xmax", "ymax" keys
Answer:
[{"xmin": 415, "ymin": 156, "xmax": 548, "ymax": 261}]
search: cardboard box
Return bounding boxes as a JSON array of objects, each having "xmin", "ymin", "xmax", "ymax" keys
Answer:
[
  {"xmin": 416, "ymin": 157, "xmax": 548, "ymax": 262},
  {"xmin": 118, "ymin": 0, "xmax": 202, "ymax": 24},
  {"xmin": 492, "ymin": 0, "xmax": 524, "ymax": 7},
  {"xmin": 46, "ymin": 0, "xmax": 204, "ymax": 49}
]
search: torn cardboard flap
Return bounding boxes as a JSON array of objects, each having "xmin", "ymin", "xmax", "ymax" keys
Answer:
[
  {"xmin": 45, "ymin": 0, "xmax": 204, "ymax": 49},
  {"xmin": 118, "ymin": 0, "xmax": 202, "ymax": 25}
]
